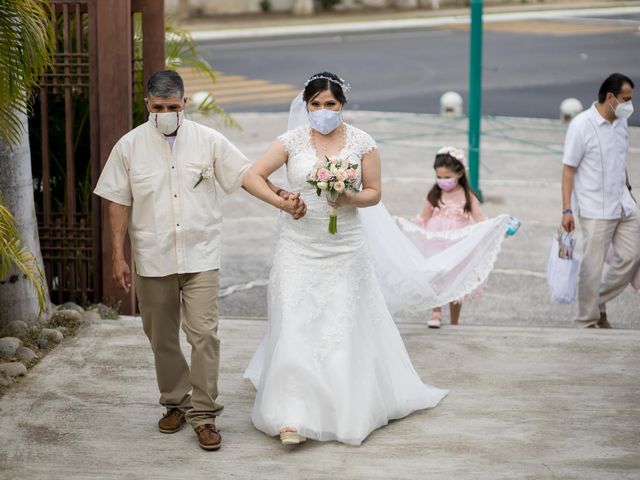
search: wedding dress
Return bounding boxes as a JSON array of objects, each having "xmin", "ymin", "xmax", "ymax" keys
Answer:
[{"xmin": 244, "ymin": 124, "xmax": 450, "ymax": 445}]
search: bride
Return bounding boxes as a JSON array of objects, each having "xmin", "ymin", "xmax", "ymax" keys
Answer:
[{"xmin": 241, "ymin": 72, "xmax": 450, "ymax": 446}]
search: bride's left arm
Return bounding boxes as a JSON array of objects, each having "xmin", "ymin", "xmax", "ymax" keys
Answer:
[{"xmin": 333, "ymin": 149, "xmax": 382, "ymax": 208}]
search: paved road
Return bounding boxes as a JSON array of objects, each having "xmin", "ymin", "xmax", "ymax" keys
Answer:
[{"xmin": 195, "ymin": 11, "xmax": 640, "ymax": 125}]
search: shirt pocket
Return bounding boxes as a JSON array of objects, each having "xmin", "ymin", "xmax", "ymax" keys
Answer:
[
  {"xmin": 186, "ymin": 163, "xmax": 215, "ymax": 194},
  {"xmin": 129, "ymin": 173, "xmax": 158, "ymax": 232}
]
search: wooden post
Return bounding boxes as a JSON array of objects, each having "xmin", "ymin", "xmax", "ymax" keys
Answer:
[
  {"xmin": 96, "ymin": 0, "xmax": 136, "ymax": 314},
  {"xmin": 134, "ymin": 0, "xmax": 166, "ymax": 103}
]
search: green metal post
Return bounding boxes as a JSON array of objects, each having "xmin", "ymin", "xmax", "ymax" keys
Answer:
[{"xmin": 468, "ymin": 0, "xmax": 483, "ymax": 201}]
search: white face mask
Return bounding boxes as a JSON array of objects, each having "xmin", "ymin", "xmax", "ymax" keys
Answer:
[
  {"xmin": 308, "ymin": 109, "xmax": 342, "ymax": 135},
  {"xmin": 611, "ymin": 97, "xmax": 634, "ymax": 120},
  {"xmin": 150, "ymin": 111, "xmax": 184, "ymax": 135}
]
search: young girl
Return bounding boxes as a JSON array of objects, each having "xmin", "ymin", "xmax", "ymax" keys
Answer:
[{"xmin": 414, "ymin": 146, "xmax": 486, "ymax": 328}]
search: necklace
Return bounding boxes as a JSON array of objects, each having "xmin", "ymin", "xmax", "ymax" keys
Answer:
[{"xmin": 311, "ymin": 124, "xmax": 346, "ymax": 155}]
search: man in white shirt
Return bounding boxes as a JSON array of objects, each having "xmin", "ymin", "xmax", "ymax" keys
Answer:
[
  {"xmin": 94, "ymin": 70, "xmax": 305, "ymax": 450},
  {"xmin": 561, "ymin": 73, "xmax": 639, "ymax": 328}
]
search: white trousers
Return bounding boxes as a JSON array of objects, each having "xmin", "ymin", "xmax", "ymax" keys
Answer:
[{"xmin": 576, "ymin": 210, "xmax": 640, "ymax": 327}]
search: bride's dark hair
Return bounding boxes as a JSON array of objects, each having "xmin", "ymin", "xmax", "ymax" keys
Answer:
[{"xmin": 303, "ymin": 72, "xmax": 348, "ymax": 105}]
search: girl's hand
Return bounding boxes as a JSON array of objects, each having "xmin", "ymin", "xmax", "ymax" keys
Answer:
[{"xmin": 327, "ymin": 191, "xmax": 354, "ymax": 208}]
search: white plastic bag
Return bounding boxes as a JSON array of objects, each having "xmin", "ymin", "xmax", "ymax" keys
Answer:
[{"xmin": 546, "ymin": 230, "xmax": 580, "ymax": 304}]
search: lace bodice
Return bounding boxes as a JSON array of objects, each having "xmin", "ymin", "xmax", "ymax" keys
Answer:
[{"xmin": 278, "ymin": 124, "xmax": 376, "ymax": 218}]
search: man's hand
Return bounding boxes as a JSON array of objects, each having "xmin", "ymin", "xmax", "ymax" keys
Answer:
[
  {"xmin": 112, "ymin": 257, "xmax": 131, "ymax": 293},
  {"xmin": 561, "ymin": 213, "xmax": 575, "ymax": 232},
  {"xmin": 278, "ymin": 190, "xmax": 307, "ymax": 219}
]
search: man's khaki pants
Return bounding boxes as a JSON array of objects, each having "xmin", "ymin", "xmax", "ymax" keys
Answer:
[
  {"xmin": 136, "ymin": 270, "xmax": 222, "ymax": 428},
  {"xmin": 576, "ymin": 210, "xmax": 640, "ymax": 327}
]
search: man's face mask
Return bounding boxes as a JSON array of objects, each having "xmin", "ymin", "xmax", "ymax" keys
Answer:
[
  {"xmin": 611, "ymin": 96, "xmax": 634, "ymax": 120},
  {"xmin": 150, "ymin": 111, "xmax": 184, "ymax": 135}
]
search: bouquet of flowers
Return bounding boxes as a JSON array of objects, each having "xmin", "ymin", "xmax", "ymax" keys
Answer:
[{"xmin": 307, "ymin": 155, "xmax": 360, "ymax": 234}]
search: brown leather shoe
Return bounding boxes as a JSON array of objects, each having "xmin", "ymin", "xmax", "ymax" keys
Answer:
[
  {"xmin": 598, "ymin": 311, "xmax": 612, "ymax": 329},
  {"xmin": 158, "ymin": 408, "xmax": 186, "ymax": 434},
  {"xmin": 194, "ymin": 423, "xmax": 221, "ymax": 451}
]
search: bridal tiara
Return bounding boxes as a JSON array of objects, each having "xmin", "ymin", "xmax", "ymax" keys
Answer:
[
  {"xmin": 437, "ymin": 146, "xmax": 466, "ymax": 164},
  {"xmin": 304, "ymin": 74, "xmax": 352, "ymax": 93}
]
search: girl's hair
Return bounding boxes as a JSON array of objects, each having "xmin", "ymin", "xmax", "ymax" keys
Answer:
[
  {"xmin": 303, "ymin": 72, "xmax": 348, "ymax": 105},
  {"xmin": 426, "ymin": 153, "xmax": 474, "ymax": 213}
]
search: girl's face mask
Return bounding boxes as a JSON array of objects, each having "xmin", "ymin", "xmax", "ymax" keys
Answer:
[{"xmin": 436, "ymin": 177, "xmax": 458, "ymax": 192}]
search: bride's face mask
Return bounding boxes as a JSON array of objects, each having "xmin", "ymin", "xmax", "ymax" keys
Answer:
[{"xmin": 307, "ymin": 90, "xmax": 343, "ymax": 135}]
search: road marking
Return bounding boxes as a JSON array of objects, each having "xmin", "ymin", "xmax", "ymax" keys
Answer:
[
  {"xmin": 445, "ymin": 19, "xmax": 637, "ymax": 36},
  {"xmin": 178, "ymin": 68, "xmax": 299, "ymax": 106}
]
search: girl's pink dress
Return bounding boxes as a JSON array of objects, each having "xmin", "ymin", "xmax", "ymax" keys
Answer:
[
  {"xmin": 413, "ymin": 195, "xmax": 484, "ymax": 303},
  {"xmin": 415, "ymin": 197, "xmax": 475, "ymax": 256}
]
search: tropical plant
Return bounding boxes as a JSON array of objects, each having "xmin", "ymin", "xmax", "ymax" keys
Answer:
[
  {"xmin": 0, "ymin": 198, "xmax": 46, "ymax": 314},
  {"xmin": 132, "ymin": 18, "xmax": 239, "ymax": 129},
  {"xmin": 0, "ymin": 0, "xmax": 54, "ymax": 324},
  {"xmin": 0, "ymin": 0, "xmax": 55, "ymax": 146}
]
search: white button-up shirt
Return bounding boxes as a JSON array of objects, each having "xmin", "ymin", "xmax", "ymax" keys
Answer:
[
  {"xmin": 563, "ymin": 103, "xmax": 636, "ymax": 219},
  {"xmin": 94, "ymin": 119, "xmax": 250, "ymax": 277}
]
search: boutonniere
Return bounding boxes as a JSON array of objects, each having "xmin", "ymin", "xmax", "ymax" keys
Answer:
[{"xmin": 193, "ymin": 165, "xmax": 213, "ymax": 188}]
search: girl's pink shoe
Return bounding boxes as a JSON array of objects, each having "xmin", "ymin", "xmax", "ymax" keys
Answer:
[{"xmin": 428, "ymin": 312, "xmax": 441, "ymax": 329}]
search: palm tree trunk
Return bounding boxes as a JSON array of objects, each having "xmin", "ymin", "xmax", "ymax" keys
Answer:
[{"xmin": 0, "ymin": 110, "xmax": 51, "ymax": 328}]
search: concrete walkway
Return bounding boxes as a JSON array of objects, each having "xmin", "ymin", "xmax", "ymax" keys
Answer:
[{"xmin": 1, "ymin": 317, "xmax": 639, "ymax": 479}]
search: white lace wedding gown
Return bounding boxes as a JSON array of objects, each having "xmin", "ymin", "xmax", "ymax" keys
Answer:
[{"xmin": 244, "ymin": 124, "xmax": 449, "ymax": 445}]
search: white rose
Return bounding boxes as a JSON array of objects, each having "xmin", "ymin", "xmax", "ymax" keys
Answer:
[{"xmin": 317, "ymin": 181, "xmax": 329, "ymax": 190}]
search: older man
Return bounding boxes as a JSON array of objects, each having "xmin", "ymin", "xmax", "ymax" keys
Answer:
[
  {"xmin": 561, "ymin": 73, "xmax": 639, "ymax": 328},
  {"xmin": 94, "ymin": 70, "xmax": 304, "ymax": 450}
]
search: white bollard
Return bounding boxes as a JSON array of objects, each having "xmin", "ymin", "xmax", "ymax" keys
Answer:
[
  {"xmin": 440, "ymin": 91, "xmax": 463, "ymax": 116},
  {"xmin": 191, "ymin": 91, "xmax": 210, "ymax": 108},
  {"xmin": 560, "ymin": 98, "xmax": 583, "ymax": 123}
]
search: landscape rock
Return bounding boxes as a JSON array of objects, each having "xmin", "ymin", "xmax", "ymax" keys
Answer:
[
  {"xmin": 0, "ymin": 362, "xmax": 27, "ymax": 378},
  {"xmin": 54, "ymin": 327, "xmax": 69, "ymax": 337},
  {"xmin": 49, "ymin": 309, "xmax": 84, "ymax": 329},
  {"xmin": 37, "ymin": 338, "xmax": 48, "ymax": 350},
  {"xmin": 39, "ymin": 328, "xmax": 64, "ymax": 345},
  {"xmin": 60, "ymin": 302, "xmax": 84, "ymax": 313},
  {"xmin": 0, "ymin": 337, "xmax": 23, "ymax": 359},
  {"xmin": 15, "ymin": 346, "xmax": 37, "ymax": 364},
  {"xmin": 2, "ymin": 321, "xmax": 29, "ymax": 339}
]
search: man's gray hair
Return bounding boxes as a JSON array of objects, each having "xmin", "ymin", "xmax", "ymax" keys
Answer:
[{"xmin": 147, "ymin": 70, "xmax": 184, "ymax": 99}]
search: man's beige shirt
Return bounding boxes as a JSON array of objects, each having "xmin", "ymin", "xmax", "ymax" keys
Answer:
[{"xmin": 94, "ymin": 119, "xmax": 250, "ymax": 277}]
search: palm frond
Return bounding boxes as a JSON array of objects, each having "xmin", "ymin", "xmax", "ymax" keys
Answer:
[{"xmin": 0, "ymin": 0, "xmax": 55, "ymax": 146}]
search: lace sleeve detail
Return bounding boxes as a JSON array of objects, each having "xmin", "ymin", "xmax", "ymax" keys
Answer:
[
  {"xmin": 347, "ymin": 125, "xmax": 377, "ymax": 157},
  {"xmin": 278, "ymin": 127, "xmax": 305, "ymax": 155}
]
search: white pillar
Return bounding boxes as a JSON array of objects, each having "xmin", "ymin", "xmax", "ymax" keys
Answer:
[
  {"xmin": 440, "ymin": 91, "xmax": 463, "ymax": 115},
  {"xmin": 560, "ymin": 98, "xmax": 584, "ymax": 123}
]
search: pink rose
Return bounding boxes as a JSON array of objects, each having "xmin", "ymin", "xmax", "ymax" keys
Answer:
[
  {"xmin": 333, "ymin": 181, "xmax": 345, "ymax": 192},
  {"xmin": 317, "ymin": 168, "xmax": 331, "ymax": 182},
  {"xmin": 347, "ymin": 169, "xmax": 358, "ymax": 181}
]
